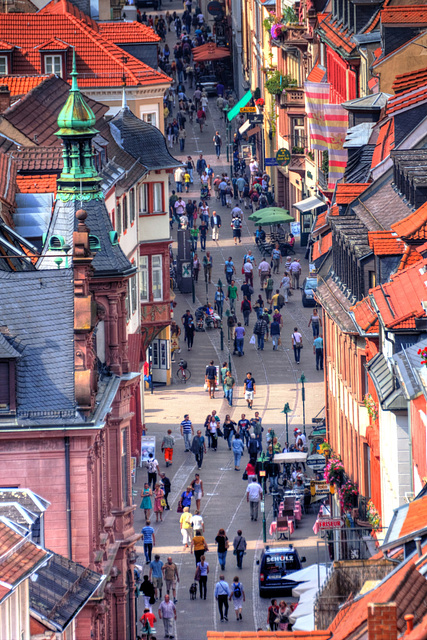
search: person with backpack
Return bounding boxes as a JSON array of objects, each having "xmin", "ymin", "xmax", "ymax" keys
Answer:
[
  {"xmin": 253, "ymin": 315, "xmax": 267, "ymax": 351},
  {"xmin": 213, "ymin": 131, "xmax": 222, "ymax": 158},
  {"xmin": 231, "ymin": 214, "xmax": 242, "ymax": 245},
  {"xmin": 241, "ymin": 295, "xmax": 252, "ymax": 326},
  {"xmin": 230, "ymin": 577, "xmax": 245, "ymax": 620}
]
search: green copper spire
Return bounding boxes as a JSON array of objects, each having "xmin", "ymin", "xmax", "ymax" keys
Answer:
[{"xmin": 55, "ymin": 49, "xmax": 103, "ymax": 203}]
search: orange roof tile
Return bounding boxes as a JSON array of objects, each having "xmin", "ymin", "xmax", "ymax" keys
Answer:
[
  {"xmin": 351, "ymin": 296, "xmax": 379, "ymax": 334},
  {"xmin": 381, "ymin": 6, "xmax": 427, "ymax": 25},
  {"xmin": 307, "ymin": 61, "xmax": 326, "ymax": 83},
  {"xmin": 335, "ymin": 183, "xmax": 369, "ymax": 205},
  {"xmin": 398, "ymin": 245, "xmax": 423, "ymax": 271},
  {"xmin": 0, "ymin": 520, "xmax": 49, "ymax": 604},
  {"xmin": 391, "ymin": 201, "xmax": 427, "ymax": 240},
  {"xmin": 0, "ymin": 40, "xmax": 15, "ymax": 51},
  {"xmin": 312, "ymin": 230, "xmax": 332, "ymax": 261},
  {"xmin": 371, "ymin": 118, "xmax": 394, "ymax": 168},
  {"xmin": 392, "ymin": 66, "xmax": 427, "ymax": 95},
  {"xmin": 400, "ymin": 495, "xmax": 427, "ymax": 538},
  {"xmin": 99, "ymin": 21, "xmax": 160, "ymax": 44},
  {"xmin": 38, "ymin": 0, "xmax": 98, "ymax": 30},
  {"xmin": 312, "ymin": 211, "xmax": 327, "ymax": 233},
  {"xmin": 207, "ymin": 633, "xmax": 331, "ymax": 640},
  {"xmin": 387, "ymin": 84, "xmax": 427, "ymax": 116},
  {"xmin": 368, "ymin": 230, "xmax": 405, "ymax": 256},
  {"xmin": 329, "ymin": 204, "xmax": 339, "ymax": 216},
  {"xmin": 317, "ymin": 14, "xmax": 355, "ymax": 54},
  {"xmin": 0, "ymin": 75, "xmax": 50, "ymax": 97},
  {"xmin": 0, "ymin": 14, "xmax": 170, "ymax": 88},
  {"xmin": 417, "ymin": 241, "xmax": 427, "ymax": 255},
  {"xmin": 369, "ymin": 257, "xmax": 427, "ymax": 330},
  {"xmin": 36, "ymin": 37, "xmax": 70, "ymax": 50},
  {"xmin": 16, "ymin": 174, "xmax": 57, "ymax": 194}
]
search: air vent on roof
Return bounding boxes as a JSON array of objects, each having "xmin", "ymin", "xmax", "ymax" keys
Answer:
[
  {"xmin": 89, "ymin": 235, "xmax": 101, "ymax": 251},
  {"xmin": 109, "ymin": 230, "xmax": 118, "ymax": 246},
  {"xmin": 49, "ymin": 235, "xmax": 65, "ymax": 250},
  {"xmin": 351, "ymin": 296, "xmax": 357, "ymax": 305}
]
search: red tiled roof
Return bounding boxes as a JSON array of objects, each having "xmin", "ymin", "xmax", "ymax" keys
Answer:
[
  {"xmin": 369, "ymin": 257, "xmax": 427, "ymax": 330},
  {"xmin": 0, "ymin": 151, "xmax": 16, "ymax": 207},
  {"xmin": 0, "ymin": 75, "xmax": 50, "ymax": 97},
  {"xmin": 391, "ymin": 201, "xmax": 427, "ymax": 240},
  {"xmin": 38, "ymin": 0, "xmax": 98, "ymax": 30},
  {"xmin": 417, "ymin": 241, "xmax": 427, "ymax": 256},
  {"xmin": 400, "ymin": 495, "xmax": 427, "ymax": 538},
  {"xmin": 307, "ymin": 61, "xmax": 326, "ymax": 83},
  {"xmin": 335, "ymin": 183, "xmax": 369, "ymax": 205},
  {"xmin": 368, "ymin": 230, "xmax": 405, "ymax": 256},
  {"xmin": 312, "ymin": 230, "xmax": 332, "ymax": 261},
  {"xmin": 36, "ymin": 37, "xmax": 70, "ymax": 50},
  {"xmin": 0, "ymin": 14, "xmax": 170, "ymax": 88},
  {"xmin": 398, "ymin": 245, "xmax": 423, "ymax": 271},
  {"xmin": 364, "ymin": 0, "xmax": 391, "ymax": 33},
  {"xmin": 371, "ymin": 118, "xmax": 394, "ymax": 168},
  {"xmin": 99, "ymin": 21, "xmax": 160, "ymax": 44},
  {"xmin": 392, "ymin": 66, "xmax": 427, "ymax": 95},
  {"xmin": 329, "ymin": 204, "xmax": 339, "ymax": 216},
  {"xmin": 0, "ymin": 40, "xmax": 15, "ymax": 51},
  {"xmin": 0, "ymin": 520, "xmax": 49, "ymax": 604},
  {"xmin": 14, "ymin": 146, "xmax": 63, "ymax": 172},
  {"xmin": 350, "ymin": 296, "xmax": 379, "ymax": 334},
  {"xmin": 381, "ymin": 6, "xmax": 427, "ymax": 25},
  {"xmin": 312, "ymin": 211, "xmax": 327, "ymax": 234},
  {"xmin": 207, "ymin": 633, "xmax": 331, "ymax": 640},
  {"xmin": 317, "ymin": 14, "xmax": 355, "ymax": 54},
  {"xmin": 16, "ymin": 173, "xmax": 57, "ymax": 194},
  {"xmin": 387, "ymin": 83, "xmax": 427, "ymax": 116},
  {"xmin": 404, "ymin": 612, "xmax": 427, "ymax": 640}
]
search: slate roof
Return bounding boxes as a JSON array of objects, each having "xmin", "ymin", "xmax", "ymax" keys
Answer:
[
  {"xmin": 1, "ymin": 75, "xmax": 108, "ymax": 147},
  {"xmin": 14, "ymin": 147, "xmax": 64, "ymax": 173},
  {"xmin": 366, "ymin": 351, "xmax": 406, "ymax": 410},
  {"xmin": 99, "ymin": 21, "xmax": 160, "ymax": 43},
  {"xmin": 16, "ymin": 174, "xmax": 57, "ymax": 194},
  {"xmin": 0, "ymin": 75, "xmax": 50, "ymax": 98},
  {"xmin": 369, "ymin": 258, "xmax": 427, "ymax": 330},
  {"xmin": 29, "ymin": 552, "xmax": 104, "ymax": 632},
  {"xmin": 0, "ymin": 13, "xmax": 170, "ymax": 88},
  {"xmin": 393, "ymin": 339, "xmax": 427, "ymax": 400},
  {"xmin": 342, "ymin": 93, "xmax": 390, "ymax": 112},
  {"xmin": 364, "ymin": 0, "xmax": 392, "ymax": 33},
  {"xmin": 0, "ymin": 269, "xmax": 76, "ymax": 422},
  {"xmin": 0, "ymin": 332, "xmax": 21, "ymax": 358},
  {"xmin": 0, "ymin": 520, "xmax": 50, "ymax": 604},
  {"xmin": 344, "ymin": 144, "xmax": 375, "ymax": 183},
  {"xmin": 315, "ymin": 262, "xmax": 358, "ymax": 333},
  {"xmin": 41, "ymin": 198, "xmax": 135, "ymax": 277},
  {"xmin": 351, "ymin": 181, "xmax": 412, "ymax": 232},
  {"xmin": 109, "ymin": 106, "xmax": 182, "ymax": 171}
]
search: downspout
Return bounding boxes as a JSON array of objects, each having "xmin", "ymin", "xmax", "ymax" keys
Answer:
[{"xmin": 65, "ymin": 436, "xmax": 72, "ymax": 560}]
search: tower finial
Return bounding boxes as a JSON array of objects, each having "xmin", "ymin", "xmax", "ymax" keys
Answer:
[
  {"xmin": 70, "ymin": 48, "xmax": 78, "ymax": 92},
  {"xmin": 122, "ymin": 85, "xmax": 127, "ymax": 110}
]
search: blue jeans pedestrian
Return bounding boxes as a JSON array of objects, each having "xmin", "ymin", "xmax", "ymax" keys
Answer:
[
  {"xmin": 225, "ymin": 388, "xmax": 233, "ymax": 406},
  {"xmin": 225, "ymin": 270, "xmax": 233, "ymax": 284},
  {"xmin": 200, "ymin": 235, "xmax": 206, "ymax": 251},
  {"xmin": 269, "ymin": 475, "xmax": 278, "ymax": 493},
  {"xmin": 257, "ymin": 334, "xmax": 265, "ymax": 350},
  {"xmin": 144, "ymin": 542, "xmax": 153, "ymax": 563},
  {"xmin": 227, "ymin": 431, "xmax": 234, "ymax": 449},
  {"xmin": 316, "ymin": 348, "xmax": 324, "ymax": 370},
  {"xmin": 220, "ymin": 190, "xmax": 226, "ymax": 206},
  {"xmin": 234, "ymin": 451, "xmax": 242, "ymax": 468},
  {"xmin": 189, "ymin": 168, "xmax": 194, "ymax": 183},
  {"xmin": 229, "ymin": 298, "xmax": 236, "ymax": 313},
  {"xmin": 216, "ymin": 301, "xmax": 223, "ymax": 317},
  {"xmin": 256, "ymin": 433, "xmax": 262, "ymax": 451},
  {"xmin": 294, "ymin": 345, "xmax": 301, "ymax": 363},
  {"xmin": 218, "ymin": 550, "xmax": 227, "ymax": 569},
  {"xmin": 215, "ymin": 144, "xmax": 221, "ymax": 158},
  {"xmin": 236, "ymin": 337, "xmax": 244, "ymax": 355},
  {"xmin": 256, "ymin": 307, "xmax": 263, "ymax": 319},
  {"xmin": 183, "ymin": 432, "xmax": 192, "ymax": 450},
  {"xmin": 235, "ymin": 550, "xmax": 244, "ymax": 569},
  {"xmin": 176, "ymin": 181, "xmax": 182, "ymax": 192},
  {"xmin": 191, "ymin": 237, "xmax": 197, "ymax": 251},
  {"xmin": 179, "ymin": 138, "xmax": 185, "ymax": 152},
  {"xmin": 312, "ymin": 322, "xmax": 320, "ymax": 338}
]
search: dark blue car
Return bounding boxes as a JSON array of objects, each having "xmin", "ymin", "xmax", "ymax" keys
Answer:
[{"xmin": 258, "ymin": 545, "xmax": 306, "ymax": 597}]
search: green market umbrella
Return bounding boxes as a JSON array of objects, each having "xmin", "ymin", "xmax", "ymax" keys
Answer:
[{"xmin": 249, "ymin": 207, "xmax": 294, "ymax": 225}]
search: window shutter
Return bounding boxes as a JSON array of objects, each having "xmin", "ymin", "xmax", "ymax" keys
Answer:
[{"xmin": 0, "ymin": 361, "xmax": 10, "ymax": 407}]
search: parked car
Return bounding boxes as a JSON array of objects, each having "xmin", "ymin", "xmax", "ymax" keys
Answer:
[
  {"xmin": 198, "ymin": 75, "xmax": 217, "ymax": 95},
  {"xmin": 301, "ymin": 276, "xmax": 318, "ymax": 307},
  {"xmin": 258, "ymin": 544, "xmax": 306, "ymax": 597},
  {"xmin": 136, "ymin": 0, "xmax": 161, "ymax": 9}
]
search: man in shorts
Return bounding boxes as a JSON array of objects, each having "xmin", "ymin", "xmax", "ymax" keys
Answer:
[
  {"xmin": 243, "ymin": 372, "xmax": 256, "ymax": 409},
  {"xmin": 149, "ymin": 554, "xmax": 164, "ymax": 600},
  {"xmin": 205, "ymin": 360, "xmax": 217, "ymax": 399},
  {"xmin": 231, "ymin": 214, "xmax": 242, "ymax": 245},
  {"xmin": 162, "ymin": 557, "xmax": 180, "ymax": 603}
]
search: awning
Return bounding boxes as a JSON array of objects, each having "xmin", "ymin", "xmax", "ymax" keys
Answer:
[
  {"xmin": 192, "ymin": 42, "xmax": 230, "ymax": 62},
  {"xmin": 273, "ymin": 452, "xmax": 307, "ymax": 464},
  {"xmin": 293, "ymin": 196, "xmax": 326, "ymax": 213},
  {"xmin": 227, "ymin": 90, "xmax": 252, "ymax": 121},
  {"xmin": 239, "ymin": 119, "xmax": 251, "ymax": 135}
]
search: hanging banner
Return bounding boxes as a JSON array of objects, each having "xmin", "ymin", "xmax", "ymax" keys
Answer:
[
  {"xmin": 324, "ymin": 103, "xmax": 348, "ymax": 189},
  {"xmin": 304, "ymin": 81, "xmax": 330, "ymax": 151}
]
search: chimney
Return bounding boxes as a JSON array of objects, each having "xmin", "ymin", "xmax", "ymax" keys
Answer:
[
  {"xmin": 405, "ymin": 614, "xmax": 414, "ymax": 635},
  {"xmin": 0, "ymin": 85, "xmax": 10, "ymax": 112},
  {"xmin": 415, "ymin": 537, "xmax": 422, "ymax": 558},
  {"xmin": 368, "ymin": 603, "xmax": 397, "ymax": 640}
]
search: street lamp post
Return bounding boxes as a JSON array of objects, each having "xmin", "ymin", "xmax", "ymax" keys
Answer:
[
  {"xmin": 281, "ymin": 402, "xmax": 291, "ymax": 445},
  {"xmin": 299, "ymin": 373, "xmax": 306, "ymax": 435}
]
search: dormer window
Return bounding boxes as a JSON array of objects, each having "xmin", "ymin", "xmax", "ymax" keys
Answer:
[
  {"xmin": 0, "ymin": 360, "xmax": 16, "ymax": 413},
  {"xmin": 0, "ymin": 56, "xmax": 8, "ymax": 75},
  {"xmin": 45, "ymin": 55, "xmax": 62, "ymax": 76}
]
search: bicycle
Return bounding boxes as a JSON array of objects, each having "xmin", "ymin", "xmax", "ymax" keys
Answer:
[{"xmin": 175, "ymin": 359, "xmax": 192, "ymax": 383}]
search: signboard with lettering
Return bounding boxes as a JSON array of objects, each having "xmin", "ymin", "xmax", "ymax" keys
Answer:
[
  {"xmin": 306, "ymin": 453, "xmax": 326, "ymax": 471},
  {"xmin": 276, "ymin": 148, "xmax": 291, "ymax": 166},
  {"xmin": 240, "ymin": 106, "xmax": 256, "ymax": 113},
  {"xmin": 248, "ymin": 114, "xmax": 264, "ymax": 125},
  {"xmin": 207, "ymin": 0, "xmax": 223, "ymax": 15},
  {"xmin": 318, "ymin": 518, "xmax": 343, "ymax": 530},
  {"xmin": 313, "ymin": 480, "xmax": 330, "ymax": 495},
  {"xmin": 265, "ymin": 157, "xmax": 279, "ymax": 166}
]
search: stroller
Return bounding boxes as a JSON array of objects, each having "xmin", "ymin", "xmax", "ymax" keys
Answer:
[{"xmin": 195, "ymin": 305, "xmax": 219, "ymax": 330}]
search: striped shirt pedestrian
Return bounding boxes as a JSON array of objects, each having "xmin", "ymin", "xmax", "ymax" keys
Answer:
[{"xmin": 180, "ymin": 414, "xmax": 194, "ymax": 452}]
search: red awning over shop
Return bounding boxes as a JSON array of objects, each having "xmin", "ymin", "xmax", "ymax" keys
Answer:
[{"xmin": 192, "ymin": 42, "xmax": 230, "ymax": 61}]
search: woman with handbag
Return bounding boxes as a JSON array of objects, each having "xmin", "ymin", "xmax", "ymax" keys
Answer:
[
  {"xmin": 195, "ymin": 555, "xmax": 209, "ymax": 599},
  {"xmin": 179, "ymin": 506, "xmax": 193, "ymax": 548},
  {"xmin": 215, "ymin": 528, "xmax": 229, "ymax": 571},
  {"xmin": 204, "ymin": 414, "xmax": 212, "ymax": 449},
  {"xmin": 209, "ymin": 415, "xmax": 218, "ymax": 451},
  {"xmin": 278, "ymin": 600, "xmax": 292, "ymax": 631},
  {"xmin": 268, "ymin": 599, "xmax": 280, "ymax": 631},
  {"xmin": 191, "ymin": 530, "xmax": 208, "ymax": 565},
  {"xmin": 223, "ymin": 415, "xmax": 237, "ymax": 450},
  {"xmin": 153, "ymin": 483, "xmax": 165, "ymax": 523}
]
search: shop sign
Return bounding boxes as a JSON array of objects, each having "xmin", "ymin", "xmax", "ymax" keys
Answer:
[
  {"xmin": 306, "ymin": 453, "xmax": 326, "ymax": 471},
  {"xmin": 318, "ymin": 518, "xmax": 343, "ymax": 530},
  {"xmin": 240, "ymin": 106, "xmax": 256, "ymax": 113},
  {"xmin": 276, "ymin": 148, "xmax": 291, "ymax": 166},
  {"xmin": 207, "ymin": 0, "xmax": 223, "ymax": 15}
]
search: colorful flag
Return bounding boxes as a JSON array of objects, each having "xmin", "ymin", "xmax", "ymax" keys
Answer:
[
  {"xmin": 304, "ymin": 81, "xmax": 330, "ymax": 150},
  {"xmin": 323, "ymin": 103, "xmax": 348, "ymax": 189}
]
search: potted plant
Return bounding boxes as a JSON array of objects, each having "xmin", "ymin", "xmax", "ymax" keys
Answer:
[
  {"xmin": 339, "ymin": 480, "xmax": 359, "ymax": 511},
  {"xmin": 363, "ymin": 394, "xmax": 378, "ymax": 422},
  {"xmin": 367, "ymin": 499, "xmax": 381, "ymax": 531},
  {"xmin": 324, "ymin": 457, "xmax": 345, "ymax": 487}
]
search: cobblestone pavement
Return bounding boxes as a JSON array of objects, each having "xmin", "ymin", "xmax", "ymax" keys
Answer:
[{"xmin": 134, "ymin": 7, "xmax": 326, "ymax": 638}]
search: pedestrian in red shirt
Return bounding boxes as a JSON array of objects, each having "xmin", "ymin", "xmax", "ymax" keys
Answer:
[{"xmin": 140, "ymin": 608, "xmax": 156, "ymax": 637}]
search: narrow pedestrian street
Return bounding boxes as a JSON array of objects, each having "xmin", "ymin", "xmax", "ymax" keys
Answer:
[{"xmin": 134, "ymin": 5, "xmax": 326, "ymax": 637}]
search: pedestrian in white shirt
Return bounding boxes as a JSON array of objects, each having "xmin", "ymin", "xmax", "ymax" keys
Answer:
[
  {"xmin": 243, "ymin": 259, "xmax": 254, "ymax": 287},
  {"xmin": 258, "ymin": 259, "xmax": 270, "ymax": 290},
  {"xmin": 289, "ymin": 259, "xmax": 302, "ymax": 290},
  {"xmin": 246, "ymin": 476, "xmax": 263, "ymax": 521}
]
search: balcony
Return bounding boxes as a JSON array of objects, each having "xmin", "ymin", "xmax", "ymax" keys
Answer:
[{"xmin": 280, "ymin": 87, "xmax": 305, "ymax": 108}]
